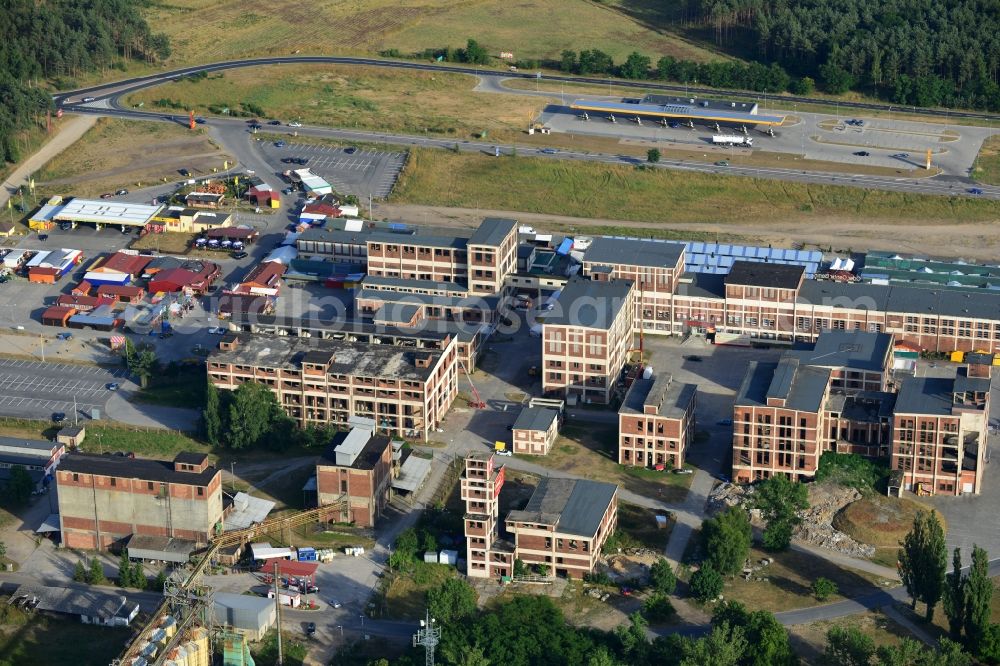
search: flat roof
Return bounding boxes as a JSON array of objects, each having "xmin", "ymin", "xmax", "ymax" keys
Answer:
[
  {"xmin": 127, "ymin": 535, "xmax": 195, "ymax": 563},
  {"xmin": 825, "ymin": 391, "xmax": 896, "ymax": 423},
  {"xmin": 507, "ymin": 477, "xmax": 617, "ymax": 538},
  {"xmin": 363, "ymin": 275, "xmax": 468, "ymax": 293},
  {"xmin": 584, "ymin": 236, "xmax": 684, "ymax": 269},
  {"xmin": 59, "ymin": 453, "xmax": 218, "ymax": 485},
  {"xmin": 53, "ymin": 199, "xmax": 162, "ymax": 226},
  {"xmin": 620, "ymin": 374, "xmax": 696, "ymax": 418},
  {"xmin": 0, "ymin": 436, "xmax": 58, "ymax": 458},
  {"xmin": 374, "ymin": 303, "xmax": 421, "ymax": 324},
  {"xmin": 799, "ymin": 279, "xmax": 1000, "ymax": 321},
  {"xmin": 209, "ymin": 335, "xmax": 445, "ymax": 382},
  {"xmin": 323, "ymin": 430, "xmax": 390, "ymax": 470},
  {"xmin": 569, "ymin": 99, "xmax": 785, "ymax": 125},
  {"xmin": 736, "ymin": 359, "xmax": 831, "ymax": 412},
  {"xmin": 224, "ymin": 491, "xmax": 275, "ymax": 531},
  {"xmin": 895, "ymin": 368, "xmax": 991, "ymax": 415},
  {"xmin": 468, "ymin": 217, "xmax": 517, "ymax": 247},
  {"xmin": 356, "ymin": 288, "xmax": 497, "ymax": 310},
  {"xmin": 12, "ymin": 584, "xmax": 133, "ymax": 619},
  {"xmin": 788, "ymin": 330, "xmax": 892, "ymax": 372},
  {"xmin": 392, "ymin": 453, "xmax": 432, "ymax": 493},
  {"xmin": 726, "ymin": 261, "xmax": 804, "ymax": 289},
  {"xmin": 544, "ymin": 277, "xmax": 633, "ymax": 329},
  {"xmin": 512, "ymin": 407, "xmax": 558, "ymax": 432}
]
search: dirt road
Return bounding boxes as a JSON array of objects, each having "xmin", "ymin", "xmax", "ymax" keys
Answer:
[
  {"xmin": 375, "ymin": 202, "xmax": 1000, "ymax": 261},
  {"xmin": 0, "ymin": 115, "xmax": 97, "ymax": 207}
]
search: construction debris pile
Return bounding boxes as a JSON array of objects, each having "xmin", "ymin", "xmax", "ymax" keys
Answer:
[{"xmin": 705, "ymin": 481, "xmax": 875, "ymax": 558}]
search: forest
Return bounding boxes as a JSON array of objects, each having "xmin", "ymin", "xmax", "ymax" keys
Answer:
[
  {"xmin": 0, "ymin": 0, "xmax": 170, "ymax": 164},
  {"xmin": 680, "ymin": 0, "xmax": 1000, "ymax": 110}
]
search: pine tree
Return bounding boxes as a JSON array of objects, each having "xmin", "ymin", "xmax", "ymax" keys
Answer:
[
  {"xmin": 943, "ymin": 547, "xmax": 966, "ymax": 641},
  {"xmin": 73, "ymin": 559, "xmax": 87, "ymax": 582},
  {"xmin": 88, "ymin": 557, "xmax": 106, "ymax": 585},
  {"xmin": 203, "ymin": 381, "xmax": 223, "ymax": 446},
  {"xmin": 153, "ymin": 570, "xmax": 167, "ymax": 593},
  {"xmin": 118, "ymin": 550, "xmax": 133, "ymax": 587},
  {"xmin": 964, "ymin": 545, "xmax": 992, "ymax": 655}
]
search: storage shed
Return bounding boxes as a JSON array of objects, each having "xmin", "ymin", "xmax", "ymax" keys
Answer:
[{"xmin": 213, "ymin": 593, "xmax": 276, "ymax": 641}]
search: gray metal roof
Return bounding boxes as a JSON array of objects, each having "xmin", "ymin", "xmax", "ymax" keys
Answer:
[
  {"xmin": 543, "ymin": 277, "xmax": 633, "ymax": 329},
  {"xmin": 60, "ymin": 453, "xmax": 218, "ymax": 486},
  {"xmin": 209, "ymin": 335, "xmax": 446, "ymax": 382},
  {"xmin": 468, "ymin": 217, "xmax": 517, "ymax": 247},
  {"xmin": 800, "ymin": 279, "xmax": 1000, "ymax": 320},
  {"xmin": 675, "ymin": 272, "xmax": 726, "ymax": 299},
  {"xmin": 736, "ymin": 359, "xmax": 830, "ymax": 412},
  {"xmin": 392, "ymin": 453, "xmax": 432, "ymax": 493},
  {"xmin": 583, "ymin": 237, "xmax": 684, "ymax": 269},
  {"xmin": 126, "ymin": 535, "xmax": 195, "ymax": 564},
  {"xmin": 374, "ymin": 303, "xmax": 421, "ymax": 324},
  {"xmin": 894, "ymin": 376, "xmax": 959, "ymax": 416},
  {"xmin": 620, "ymin": 374, "xmax": 696, "ymax": 418},
  {"xmin": 357, "ymin": 288, "xmax": 499, "ymax": 310},
  {"xmin": 788, "ymin": 330, "xmax": 892, "ymax": 372},
  {"xmin": 12, "ymin": 584, "xmax": 135, "ymax": 620},
  {"xmin": 512, "ymin": 407, "xmax": 558, "ymax": 432},
  {"xmin": 825, "ymin": 391, "xmax": 896, "ymax": 423},
  {"xmin": 507, "ymin": 477, "xmax": 617, "ymax": 537},
  {"xmin": 224, "ymin": 492, "xmax": 275, "ymax": 531}
]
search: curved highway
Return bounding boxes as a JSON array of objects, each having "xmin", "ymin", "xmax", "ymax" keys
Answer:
[
  {"xmin": 53, "ymin": 56, "xmax": 1000, "ymax": 200},
  {"xmin": 53, "ymin": 55, "xmax": 1000, "ymax": 122}
]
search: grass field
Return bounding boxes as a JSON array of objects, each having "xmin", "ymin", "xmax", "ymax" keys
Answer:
[
  {"xmin": 392, "ymin": 147, "xmax": 1000, "ymax": 226},
  {"xmin": 0, "ymin": 604, "xmax": 131, "ymax": 666},
  {"xmin": 383, "ymin": 561, "xmax": 458, "ymax": 620},
  {"xmin": 141, "ymin": 0, "xmax": 722, "ymax": 69},
  {"xmin": 125, "ymin": 65, "xmax": 549, "ymax": 141},
  {"xmin": 719, "ymin": 546, "xmax": 888, "ymax": 613},
  {"xmin": 972, "ymin": 135, "xmax": 1000, "ymax": 184},
  {"xmin": 525, "ymin": 424, "xmax": 691, "ymax": 502},
  {"xmin": 135, "ymin": 368, "xmax": 206, "ymax": 409},
  {"xmin": 788, "ymin": 610, "xmax": 909, "ymax": 663},
  {"xmin": 33, "ymin": 118, "xmax": 230, "ymax": 198}
]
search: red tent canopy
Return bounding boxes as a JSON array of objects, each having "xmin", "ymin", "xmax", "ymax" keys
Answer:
[{"xmin": 274, "ymin": 560, "xmax": 318, "ymax": 578}]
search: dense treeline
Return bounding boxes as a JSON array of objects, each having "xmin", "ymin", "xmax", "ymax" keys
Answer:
[
  {"xmin": 0, "ymin": 0, "xmax": 170, "ymax": 164},
  {"xmin": 681, "ymin": 0, "xmax": 1000, "ymax": 109}
]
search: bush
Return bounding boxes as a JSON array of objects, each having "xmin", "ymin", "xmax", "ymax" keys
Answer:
[
  {"xmin": 643, "ymin": 593, "xmax": 676, "ymax": 622},
  {"xmin": 691, "ymin": 565, "xmax": 724, "ymax": 602},
  {"xmin": 649, "ymin": 558, "xmax": 677, "ymax": 595},
  {"xmin": 584, "ymin": 571, "xmax": 613, "ymax": 586},
  {"xmin": 816, "ymin": 452, "xmax": 889, "ymax": 491},
  {"xmin": 812, "ymin": 577, "xmax": 838, "ymax": 601}
]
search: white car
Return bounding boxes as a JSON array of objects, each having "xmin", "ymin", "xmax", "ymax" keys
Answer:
[
  {"xmin": 495, "ymin": 449, "xmax": 513, "ymax": 457},
  {"xmin": 288, "ymin": 121, "xmax": 302, "ymax": 128},
  {"xmin": 207, "ymin": 327, "xmax": 226, "ymax": 335}
]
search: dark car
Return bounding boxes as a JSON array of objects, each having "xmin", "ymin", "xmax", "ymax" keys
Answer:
[
  {"xmin": 179, "ymin": 168, "xmax": 191, "ymax": 177},
  {"xmin": 115, "ymin": 189, "xmax": 128, "ymax": 196},
  {"xmin": 195, "ymin": 117, "xmax": 206, "ymax": 124},
  {"xmin": 231, "ymin": 251, "xmax": 248, "ymax": 260},
  {"xmin": 968, "ymin": 188, "xmax": 984, "ymax": 195},
  {"xmin": 344, "ymin": 147, "xmax": 357, "ymax": 154},
  {"xmin": 52, "ymin": 412, "xmax": 66, "ymax": 423},
  {"xmin": 306, "ymin": 622, "xmax": 316, "ymax": 635},
  {"xmin": 853, "ymin": 151, "xmax": 870, "ymax": 157},
  {"xmin": 684, "ymin": 355, "xmax": 703, "ymax": 362},
  {"xmin": 274, "ymin": 141, "xmax": 286, "ymax": 148},
  {"xmin": 269, "ymin": 120, "xmax": 281, "ymax": 125},
  {"xmin": 38, "ymin": 234, "xmax": 48, "ymax": 241},
  {"xmin": 296, "ymin": 158, "xmax": 308, "ymax": 165}
]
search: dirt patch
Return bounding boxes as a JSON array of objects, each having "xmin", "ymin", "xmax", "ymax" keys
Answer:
[
  {"xmin": 833, "ymin": 494, "xmax": 938, "ymax": 549},
  {"xmin": 599, "ymin": 551, "xmax": 660, "ymax": 585}
]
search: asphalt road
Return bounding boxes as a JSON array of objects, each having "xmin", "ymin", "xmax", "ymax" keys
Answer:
[
  {"xmin": 53, "ymin": 55, "xmax": 1000, "ymax": 123},
  {"xmin": 66, "ymin": 104, "xmax": 1000, "ymax": 201}
]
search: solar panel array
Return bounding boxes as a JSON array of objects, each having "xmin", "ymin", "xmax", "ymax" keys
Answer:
[{"xmin": 606, "ymin": 237, "xmax": 822, "ymax": 277}]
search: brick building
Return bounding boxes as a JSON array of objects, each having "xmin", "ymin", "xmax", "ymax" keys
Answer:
[
  {"xmin": 463, "ymin": 454, "xmax": 513, "ymax": 579},
  {"xmin": 732, "ymin": 330, "xmax": 897, "ymax": 483},
  {"xmin": 891, "ymin": 363, "xmax": 991, "ymax": 496},
  {"xmin": 315, "ymin": 419, "xmax": 394, "ymax": 527},
  {"xmin": 542, "ymin": 277, "xmax": 636, "ymax": 404},
  {"xmin": 56, "ymin": 452, "xmax": 223, "ymax": 550},
  {"xmin": 618, "ymin": 373, "xmax": 697, "ymax": 469},
  {"xmin": 207, "ymin": 334, "xmax": 458, "ymax": 441},
  {"xmin": 505, "ymin": 476, "xmax": 618, "ymax": 579},
  {"xmin": 511, "ymin": 407, "xmax": 560, "ymax": 456}
]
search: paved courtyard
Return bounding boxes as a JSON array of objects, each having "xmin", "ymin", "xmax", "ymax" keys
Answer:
[{"xmin": 258, "ymin": 141, "xmax": 406, "ymax": 199}]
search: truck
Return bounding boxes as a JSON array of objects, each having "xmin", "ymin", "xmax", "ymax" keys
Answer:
[{"xmin": 712, "ymin": 135, "xmax": 753, "ymax": 147}]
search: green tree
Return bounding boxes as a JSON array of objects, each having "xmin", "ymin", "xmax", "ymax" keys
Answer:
[
  {"xmin": 711, "ymin": 601, "xmax": 795, "ymax": 666},
  {"xmin": 702, "ymin": 507, "xmax": 751, "ymax": 575},
  {"xmin": 875, "ymin": 638, "xmax": 927, "ymax": 666},
  {"xmin": 614, "ymin": 612, "xmax": 649, "ymax": 664},
  {"xmin": 964, "ymin": 545, "xmax": 992, "ymax": 655},
  {"xmin": 824, "ymin": 625, "xmax": 874, "ymax": 666},
  {"xmin": 73, "ymin": 559, "xmax": 87, "ymax": 582},
  {"xmin": 681, "ymin": 621, "xmax": 747, "ymax": 666},
  {"xmin": 899, "ymin": 510, "xmax": 948, "ymax": 621},
  {"xmin": 462, "ymin": 39, "xmax": 490, "ymax": 65},
  {"xmin": 0, "ymin": 541, "xmax": 6, "ymax": 561},
  {"xmin": 127, "ymin": 349, "xmax": 159, "ymax": 388},
  {"xmin": 153, "ymin": 569, "xmax": 167, "ymax": 593},
  {"xmin": 620, "ymin": 52, "xmax": 651, "ymax": 79},
  {"xmin": 944, "ymin": 547, "xmax": 966, "ymax": 641},
  {"xmin": 226, "ymin": 381, "xmax": 282, "ymax": 449},
  {"xmin": 118, "ymin": 550, "xmax": 134, "ymax": 587},
  {"xmin": 691, "ymin": 564, "xmax": 724, "ymax": 602},
  {"xmin": 427, "ymin": 578, "xmax": 477, "ymax": 623},
  {"xmin": 819, "ymin": 62, "xmax": 856, "ymax": 94},
  {"xmin": 88, "ymin": 558, "xmax": 106, "ymax": 585},
  {"xmin": 586, "ymin": 646, "xmax": 618, "ymax": 666},
  {"xmin": 978, "ymin": 624, "xmax": 1000, "ymax": 663},
  {"xmin": 560, "ymin": 50, "xmax": 577, "ymax": 73},
  {"xmin": 4, "ymin": 465, "xmax": 33, "ymax": 505},
  {"xmin": 649, "ymin": 558, "xmax": 676, "ymax": 595},
  {"xmin": 536, "ymin": 563, "xmax": 550, "ymax": 576},
  {"xmin": 513, "ymin": 558, "xmax": 527, "ymax": 577},
  {"xmin": 390, "ymin": 528, "xmax": 419, "ymax": 569},
  {"xmin": 202, "ymin": 380, "xmax": 223, "ymax": 446},
  {"xmin": 647, "ymin": 148, "xmax": 661, "ymax": 164},
  {"xmin": 642, "ymin": 592, "xmax": 676, "ymax": 622},
  {"xmin": 789, "ymin": 77, "xmax": 816, "ymax": 95},
  {"xmin": 754, "ymin": 474, "xmax": 809, "ymax": 551},
  {"xmin": 812, "ymin": 577, "xmax": 838, "ymax": 601}
]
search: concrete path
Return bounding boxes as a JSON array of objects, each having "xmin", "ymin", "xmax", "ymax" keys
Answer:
[
  {"xmin": 664, "ymin": 470, "xmax": 715, "ymax": 567},
  {"xmin": 882, "ymin": 604, "xmax": 936, "ymax": 646},
  {"xmin": 0, "ymin": 115, "xmax": 97, "ymax": 207},
  {"xmin": 790, "ymin": 541, "xmax": 900, "ymax": 581},
  {"xmin": 104, "ymin": 394, "xmax": 200, "ymax": 431}
]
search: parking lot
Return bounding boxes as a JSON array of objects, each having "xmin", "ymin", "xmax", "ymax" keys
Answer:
[
  {"xmin": 258, "ymin": 142, "xmax": 405, "ymax": 199},
  {"xmin": 0, "ymin": 358, "xmax": 130, "ymax": 420}
]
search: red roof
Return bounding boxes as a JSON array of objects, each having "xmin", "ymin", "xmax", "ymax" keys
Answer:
[
  {"xmin": 241, "ymin": 261, "xmax": 286, "ymax": 288},
  {"xmin": 149, "ymin": 262, "xmax": 219, "ymax": 292},
  {"xmin": 41, "ymin": 305, "xmax": 76, "ymax": 321},
  {"xmin": 95, "ymin": 252, "xmax": 153, "ymax": 276},
  {"xmin": 303, "ymin": 202, "xmax": 338, "ymax": 216},
  {"xmin": 97, "ymin": 284, "xmax": 145, "ymax": 298},
  {"xmin": 73, "ymin": 280, "xmax": 93, "ymax": 295},
  {"xmin": 28, "ymin": 267, "xmax": 60, "ymax": 277},
  {"xmin": 206, "ymin": 227, "xmax": 257, "ymax": 240},
  {"xmin": 56, "ymin": 294, "xmax": 114, "ymax": 309},
  {"xmin": 274, "ymin": 560, "xmax": 319, "ymax": 578}
]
